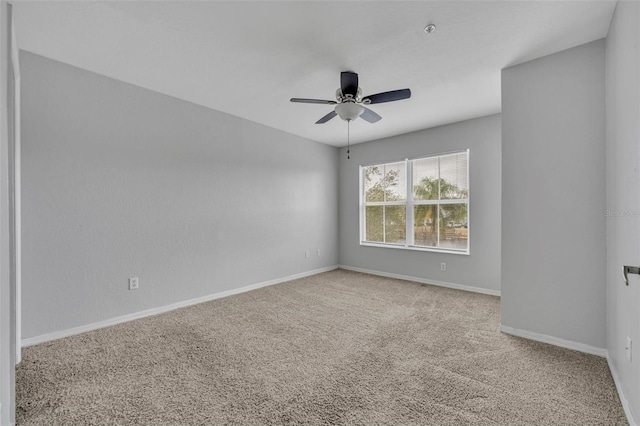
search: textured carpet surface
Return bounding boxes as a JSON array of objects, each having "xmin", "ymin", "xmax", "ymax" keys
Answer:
[{"xmin": 17, "ymin": 269, "xmax": 627, "ymax": 425}]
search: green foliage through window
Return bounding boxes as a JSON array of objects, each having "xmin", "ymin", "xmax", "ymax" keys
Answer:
[{"xmin": 361, "ymin": 151, "xmax": 469, "ymax": 252}]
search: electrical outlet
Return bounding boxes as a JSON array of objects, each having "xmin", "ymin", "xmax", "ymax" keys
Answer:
[
  {"xmin": 441, "ymin": 262, "xmax": 447, "ymax": 271},
  {"xmin": 626, "ymin": 336, "xmax": 632, "ymax": 362},
  {"xmin": 305, "ymin": 250, "xmax": 309, "ymax": 259},
  {"xmin": 317, "ymin": 249, "xmax": 321, "ymax": 257},
  {"xmin": 129, "ymin": 277, "xmax": 139, "ymax": 290}
]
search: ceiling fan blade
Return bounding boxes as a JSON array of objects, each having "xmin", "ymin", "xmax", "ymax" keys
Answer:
[
  {"xmin": 364, "ymin": 88, "xmax": 411, "ymax": 104},
  {"xmin": 340, "ymin": 71, "xmax": 359, "ymax": 97},
  {"xmin": 316, "ymin": 110, "xmax": 337, "ymax": 124},
  {"xmin": 360, "ymin": 107, "xmax": 382, "ymax": 123},
  {"xmin": 290, "ymin": 98, "xmax": 337, "ymax": 104}
]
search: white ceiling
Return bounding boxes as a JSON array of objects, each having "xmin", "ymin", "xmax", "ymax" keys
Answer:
[{"xmin": 13, "ymin": 1, "xmax": 616, "ymax": 147}]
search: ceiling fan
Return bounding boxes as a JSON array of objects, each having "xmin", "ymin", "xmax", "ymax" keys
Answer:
[{"xmin": 290, "ymin": 71, "xmax": 411, "ymax": 124}]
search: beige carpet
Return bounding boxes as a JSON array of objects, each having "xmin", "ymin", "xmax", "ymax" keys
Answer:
[{"xmin": 17, "ymin": 269, "xmax": 627, "ymax": 425}]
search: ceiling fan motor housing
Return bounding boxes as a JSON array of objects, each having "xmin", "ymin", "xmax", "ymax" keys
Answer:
[{"xmin": 336, "ymin": 87, "xmax": 364, "ymax": 103}]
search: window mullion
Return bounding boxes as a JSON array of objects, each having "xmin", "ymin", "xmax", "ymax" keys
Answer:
[
  {"xmin": 436, "ymin": 157, "xmax": 441, "ymax": 248},
  {"xmin": 359, "ymin": 166, "xmax": 365, "ymax": 243},
  {"xmin": 382, "ymin": 205, "xmax": 386, "ymax": 243},
  {"xmin": 437, "ymin": 199, "xmax": 468, "ymax": 205},
  {"xmin": 406, "ymin": 158, "xmax": 413, "ymax": 247},
  {"xmin": 412, "ymin": 200, "xmax": 439, "ymax": 205},
  {"xmin": 436, "ymin": 203, "xmax": 440, "ymax": 247},
  {"xmin": 364, "ymin": 201, "xmax": 406, "ymax": 206},
  {"xmin": 382, "ymin": 163, "xmax": 386, "ymax": 243}
]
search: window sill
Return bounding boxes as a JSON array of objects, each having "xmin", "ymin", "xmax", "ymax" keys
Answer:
[{"xmin": 360, "ymin": 241, "xmax": 470, "ymax": 256}]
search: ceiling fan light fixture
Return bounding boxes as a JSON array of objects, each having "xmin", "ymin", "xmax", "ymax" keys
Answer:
[{"xmin": 335, "ymin": 102, "xmax": 364, "ymax": 121}]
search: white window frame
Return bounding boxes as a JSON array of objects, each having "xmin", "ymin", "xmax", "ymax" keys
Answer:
[{"xmin": 359, "ymin": 150, "xmax": 470, "ymax": 255}]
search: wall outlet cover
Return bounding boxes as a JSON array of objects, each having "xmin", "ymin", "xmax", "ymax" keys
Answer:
[{"xmin": 129, "ymin": 277, "xmax": 139, "ymax": 290}]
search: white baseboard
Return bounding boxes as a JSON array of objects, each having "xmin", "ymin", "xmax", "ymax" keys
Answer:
[
  {"xmin": 338, "ymin": 264, "xmax": 501, "ymax": 297},
  {"xmin": 499, "ymin": 325, "xmax": 607, "ymax": 357},
  {"xmin": 607, "ymin": 355, "xmax": 638, "ymax": 426},
  {"xmin": 19, "ymin": 265, "xmax": 636, "ymax": 426},
  {"xmin": 22, "ymin": 265, "xmax": 338, "ymax": 347}
]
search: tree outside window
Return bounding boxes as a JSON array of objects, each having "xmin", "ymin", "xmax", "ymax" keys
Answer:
[{"xmin": 361, "ymin": 151, "xmax": 469, "ymax": 253}]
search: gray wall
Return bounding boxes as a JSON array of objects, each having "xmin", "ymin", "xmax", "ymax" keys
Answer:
[
  {"xmin": 501, "ymin": 40, "xmax": 606, "ymax": 349},
  {"xmin": 338, "ymin": 114, "xmax": 501, "ymax": 293},
  {"xmin": 20, "ymin": 51, "xmax": 339, "ymax": 339},
  {"xmin": 606, "ymin": 1, "xmax": 639, "ymax": 421}
]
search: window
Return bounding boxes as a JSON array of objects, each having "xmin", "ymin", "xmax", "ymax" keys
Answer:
[{"xmin": 360, "ymin": 150, "xmax": 469, "ymax": 254}]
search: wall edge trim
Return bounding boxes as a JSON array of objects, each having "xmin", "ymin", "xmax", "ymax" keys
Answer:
[
  {"xmin": 607, "ymin": 354, "xmax": 638, "ymax": 426},
  {"xmin": 500, "ymin": 325, "xmax": 607, "ymax": 357},
  {"xmin": 22, "ymin": 265, "xmax": 339, "ymax": 347},
  {"xmin": 337, "ymin": 264, "xmax": 501, "ymax": 296}
]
